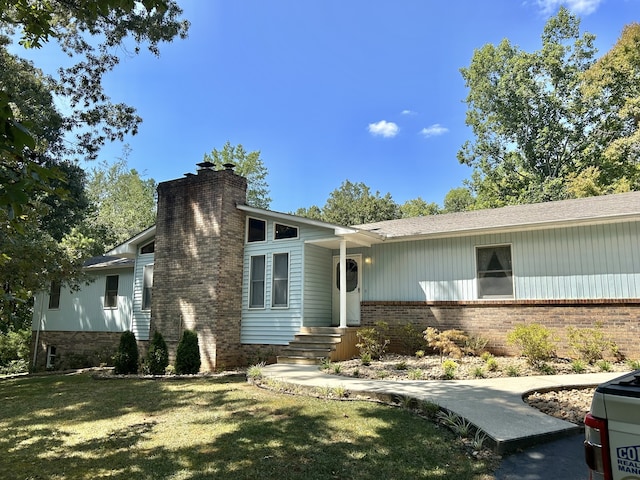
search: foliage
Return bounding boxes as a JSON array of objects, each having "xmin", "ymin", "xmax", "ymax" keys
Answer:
[
  {"xmin": 175, "ymin": 329, "xmax": 201, "ymax": 375},
  {"xmin": 472, "ymin": 367, "xmax": 485, "ymax": 378},
  {"xmin": 322, "ymin": 180, "xmax": 400, "ymax": 225},
  {"xmin": 582, "ymin": 23, "xmax": 640, "ymax": 191},
  {"xmin": 441, "ymin": 359, "xmax": 458, "ymax": 379},
  {"xmin": 0, "ymin": 328, "xmax": 30, "ymax": 367},
  {"xmin": 399, "ymin": 322, "xmax": 426, "ymax": 355},
  {"xmin": 359, "ymin": 352, "xmax": 372, "ymax": 366},
  {"xmin": 506, "ymin": 323, "xmax": 557, "ymax": 366},
  {"xmin": 566, "ymin": 322, "xmax": 617, "ymax": 364},
  {"xmin": 399, "ymin": 197, "xmax": 440, "ymax": 217},
  {"xmin": 113, "ymin": 330, "xmax": 139, "ymax": 375},
  {"xmin": 597, "ymin": 360, "xmax": 612, "ymax": 372},
  {"xmin": 423, "ymin": 327, "xmax": 469, "ymax": 360},
  {"xmin": 0, "ymin": 1, "xmax": 188, "ymax": 223},
  {"xmin": 443, "ymin": 187, "xmax": 475, "ymax": 213},
  {"xmin": 146, "ymin": 331, "xmax": 169, "ymax": 375},
  {"xmin": 485, "ymin": 357, "xmax": 499, "ymax": 372},
  {"xmin": 505, "ymin": 365, "xmax": 520, "ymax": 377},
  {"xmin": 537, "ymin": 362, "xmax": 557, "ymax": 375},
  {"xmin": 85, "ymin": 156, "xmax": 157, "ymax": 250},
  {"xmin": 458, "ymin": 7, "xmax": 616, "ymax": 206},
  {"xmin": 246, "ymin": 362, "xmax": 265, "ymax": 381},
  {"xmin": 571, "ymin": 359, "xmax": 586, "ymax": 373},
  {"xmin": 627, "ymin": 359, "xmax": 640, "ymax": 370},
  {"xmin": 203, "ymin": 141, "xmax": 272, "ymax": 209},
  {"xmin": 355, "ymin": 321, "xmax": 390, "ymax": 361},
  {"xmin": 407, "ymin": 369, "xmax": 423, "ymax": 380},
  {"xmin": 465, "ymin": 334, "xmax": 489, "ymax": 356}
]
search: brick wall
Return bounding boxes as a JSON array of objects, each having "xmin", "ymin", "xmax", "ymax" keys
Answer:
[
  {"xmin": 31, "ymin": 331, "xmax": 126, "ymax": 370},
  {"xmin": 152, "ymin": 166, "xmax": 247, "ymax": 371},
  {"xmin": 361, "ymin": 300, "xmax": 640, "ymax": 358}
]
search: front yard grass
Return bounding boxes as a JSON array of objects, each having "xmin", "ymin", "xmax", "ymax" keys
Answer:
[{"xmin": 1, "ymin": 372, "xmax": 495, "ymax": 480}]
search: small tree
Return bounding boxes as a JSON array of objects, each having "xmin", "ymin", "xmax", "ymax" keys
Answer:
[
  {"xmin": 146, "ymin": 331, "xmax": 169, "ymax": 375},
  {"xmin": 114, "ymin": 330, "xmax": 139, "ymax": 374},
  {"xmin": 175, "ymin": 330, "xmax": 201, "ymax": 374},
  {"xmin": 424, "ymin": 327, "xmax": 469, "ymax": 361},
  {"xmin": 356, "ymin": 321, "xmax": 390, "ymax": 361}
]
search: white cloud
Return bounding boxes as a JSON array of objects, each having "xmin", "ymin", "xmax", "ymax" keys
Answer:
[
  {"xmin": 420, "ymin": 124, "xmax": 449, "ymax": 138},
  {"xmin": 401, "ymin": 109, "xmax": 417, "ymax": 115},
  {"xmin": 536, "ymin": 0, "xmax": 602, "ymax": 15},
  {"xmin": 368, "ymin": 120, "xmax": 399, "ymax": 138}
]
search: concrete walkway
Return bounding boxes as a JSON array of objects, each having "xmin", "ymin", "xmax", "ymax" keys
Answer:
[{"xmin": 262, "ymin": 363, "xmax": 626, "ymax": 454}]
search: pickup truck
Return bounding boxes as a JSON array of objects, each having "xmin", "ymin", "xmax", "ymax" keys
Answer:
[{"xmin": 585, "ymin": 370, "xmax": 640, "ymax": 480}]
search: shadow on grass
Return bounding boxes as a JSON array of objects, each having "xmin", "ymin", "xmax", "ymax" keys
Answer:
[{"xmin": 0, "ymin": 373, "xmax": 493, "ymax": 480}]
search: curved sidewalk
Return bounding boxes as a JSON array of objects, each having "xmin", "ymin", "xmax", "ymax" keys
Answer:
[{"xmin": 262, "ymin": 363, "xmax": 626, "ymax": 454}]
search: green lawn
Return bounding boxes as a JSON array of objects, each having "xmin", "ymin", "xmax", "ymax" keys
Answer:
[{"xmin": 0, "ymin": 373, "xmax": 495, "ymax": 479}]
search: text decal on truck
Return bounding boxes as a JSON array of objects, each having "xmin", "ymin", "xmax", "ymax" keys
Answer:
[{"xmin": 617, "ymin": 445, "xmax": 640, "ymax": 478}]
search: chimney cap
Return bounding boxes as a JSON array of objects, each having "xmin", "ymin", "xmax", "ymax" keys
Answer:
[
  {"xmin": 196, "ymin": 160, "xmax": 215, "ymax": 171},
  {"xmin": 223, "ymin": 163, "xmax": 235, "ymax": 171}
]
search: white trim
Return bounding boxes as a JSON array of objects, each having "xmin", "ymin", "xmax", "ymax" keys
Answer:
[
  {"xmin": 273, "ymin": 222, "xmax": 299, "ymax": 241},
  {"xmin": 246, "ymin": 217, "xmax": 267, "ymax": 244},
  {"xmin": 248, "ymin": 254, "xmax": 266, "ymax": 309}
]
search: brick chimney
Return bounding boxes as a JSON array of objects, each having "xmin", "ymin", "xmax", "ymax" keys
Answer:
[{"xmin": 151, "ymin": 163, "xmax": 247, "ymax": 371}]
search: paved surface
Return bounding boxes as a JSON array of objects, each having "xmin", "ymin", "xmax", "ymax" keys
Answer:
[
  {"xmin": 494, "ymin": 433, "xmax": 588, "ymax": 479},
  {"xmin": 262, "ymin": 363, "xmax": 625, "ymax": 454}
]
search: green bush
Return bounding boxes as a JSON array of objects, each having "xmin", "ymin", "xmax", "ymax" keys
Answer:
[
  {"xmin": 356, "ymin": 321, "xmax": 390, "ymax": 361},
  {"xmin": 506, "ymin": 323, "xmax": 557, "ymax": 366},
  {"xmin": 399, "ymin": 322, "xmax": 426, "ymax": 354},
  {"xmin": 424, "ymin": 327, "xmax": 468, "ymax": 360},
  {"xmin": 175, "ymin": 330, "xmax": 201, "ymax": 374},
  {"xmin": 147, "ymin": 331, "xmax": 169, "ymax": 375},
  {"xmin": 0, "ymin": 329, "xmax": 31, "ymax": 367},
  {"xmin": 442, "ymin": 359, "xmax": 458, "ymax": 379},
  {"xmin": 567, "ymin": 322, "xmax": 617, "ymax": 364},
  {"xmin": 113, "ymin": 330, "xmax": 139, "ymax": 374}
]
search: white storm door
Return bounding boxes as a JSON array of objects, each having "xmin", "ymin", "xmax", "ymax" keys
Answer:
[{"xmin": 332, "ymin": 254, "xmax": 362, "ymax": 326}]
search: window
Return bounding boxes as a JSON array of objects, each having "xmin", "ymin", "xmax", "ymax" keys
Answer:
[
  {"xmin": 140, "ymin": 241, "xmax": 155, "ymax": 254},
  {"xmin": 476, "ymin": 245, "xmax": 513, "ymax": 299},
  {"xmin": 247, "ymin": 218, "xmax": 266, "ymax": 243},
  {"xmin": 104, "ymin": 275, "xmax": 119, "ymax": 308},
  {"xmin": 274, "ymin": 223, "xmax": 298, "ymax": 240},
  {"xmin": 336, "ymin": 259, "xmax": 359, "ymax": 292},
  {"xmin": 48, "ymin": 280, "xmax": 61, "ymax": 309},
  {"xmin": 272, "ymin": 253, "xmax": 289, "ymax": 308},
  {"xmin": 249, "ymin": 255, "xmax": 265, "ymax": 308},
  {"xmin": 142, "ymin": 264, "xmax": 154, "ymax": 310},
  {"xmin": 46, "ymin": 345, "xmax": 56, "ymax": 369}
]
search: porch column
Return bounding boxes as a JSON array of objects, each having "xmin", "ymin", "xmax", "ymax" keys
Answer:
[{"xmin": 339, "ymin": 239, "xmax": 347, "ymax": 328}]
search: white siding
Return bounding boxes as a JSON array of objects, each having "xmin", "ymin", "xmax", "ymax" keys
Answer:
[
  {"xmin": 132, "ymin": 252, "xmax": 154, "ymax": 340},
  {"xmin": 241, "ymin": 216, "xmax": 337, "ymax": 344},
  {"xmin": 364, "ymin": 221, "xmax": 640, "ymax": 301},
  {"xmin": 33, "ymin": 269, "xmax": 134, "ymax": 332}
]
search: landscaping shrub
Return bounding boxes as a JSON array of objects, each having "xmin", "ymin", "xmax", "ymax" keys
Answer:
[
  {"xmin": 566, "ymin": 322, "xmax": 617, "ymax": 364},
  {"xmin": 0, "ymin": 329, "xmax": 31, "ymax": 368},
  {"xmin": 113, "ymin": 330, "xmax": 139, "ymax": 374},
  {"xmin": 506, "ymin": 323, "xmax": 557, "ymax": 366},
  {"xmin": 175, "ymin": 329, "xmax": 201, "ymax": 374},
  {"xmin": 147, "ymin": 331, "xmax": 169, "ymax": 375},
  {"xmin": 356, "ymin": 321, "xmax": 390, "ymax": 361},
  {"xmin": 423, "ymin": 327, "xmax": 468, "ymax": 360},
  {"xmin": 464, "ymin": 334, "xmax": 488, "ymax": 356},
  {"xmin": 441, "ymin": 359, "xmax": 458, "ymax": 379},
  {"xmin": 399, "ymin": 322, "xmax": 426, "ymax": 354}
]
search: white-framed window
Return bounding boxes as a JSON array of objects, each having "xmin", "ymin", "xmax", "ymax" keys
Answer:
[
  {"xmin": 476, "ymin": 244, "xmax": 514, "ymax": 299},
  {"xmin": 247, "ymin": 217, "xmax": 266, "ymax": 243},
  {"xmin": 272, "ymin": 252, "xmax": 289, "ymax": 308},
  {"xmin": 140, "ymin": 241, "xmax": 155, "ymax": 254},
  {"xmin": 142, "ymin": 264, "xmax": 154, "ymax": 311},
  {"xmin": 46, "ymin": 345, "xmax": 57, "ymax": 369},
  {"xmin": 104, "ymin": 275, "xmax": 119, "ymax": 308},
  {"xmin": 249, "ymin": 255, "xmax": 266, "ymax": 309},
  {"xmin": 48, "ymin": 280, "xmax": 61, "ymax": 309},
  {"xmin": 274, "ymin": 223, "xmax": 298, "ymax": 240}
]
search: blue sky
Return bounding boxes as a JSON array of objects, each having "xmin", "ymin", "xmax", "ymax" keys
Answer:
[{"xmin": 16, "ymin": 0, "xmax": 640, "ymax": 213}]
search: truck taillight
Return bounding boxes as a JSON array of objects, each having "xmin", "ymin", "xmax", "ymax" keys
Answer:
[{"xmin": 585, "ymin": 413, "xmax": 612, "ymax": 480}]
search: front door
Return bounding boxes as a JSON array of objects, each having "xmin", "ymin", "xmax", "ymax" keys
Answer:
[{"xmin": 332, "ymin": 254, "xmax": 361, "ymax": 326}]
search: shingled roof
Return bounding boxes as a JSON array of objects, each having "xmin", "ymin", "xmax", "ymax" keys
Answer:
[{"xmin": 354, "ymin": 191, "xmax": 640, "ymax": 240}]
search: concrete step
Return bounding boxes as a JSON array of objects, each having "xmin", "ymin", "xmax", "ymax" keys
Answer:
[
  {"xmin": 281, "ymin": 347, "xmax": 333, "ymax": 358},
  {"xmin": 299, "ymin": 326, "xmax": 346, "ymax": 334},
  {"xmin": 293, "ymin": 334, "xmax": 343, "ymax": 344},
  {"xmin": 276, "ymin": 356, "xmax": 324, "ymax": 365}
]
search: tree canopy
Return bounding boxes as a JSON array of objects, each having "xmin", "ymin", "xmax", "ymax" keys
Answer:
[
  {"xmin": 203, "ymin": 142, "xmax": 271, "ymax": 209},
  {"xmin": 457, "ymin": 8, "xmax": 638, "ymax": 207}
]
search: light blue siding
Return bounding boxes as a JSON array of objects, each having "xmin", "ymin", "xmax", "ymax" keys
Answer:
[
  {"xmin": 33, "ymin": 269, "xmax": 134, "ymax": 332},
  {"xmin": 132, "ymin": 252, "xmax": 154, "ymax": 340},
  {"xmin": 303, "ymin": 244, "xmax": 332, "ymax": 327},
  {"xmin": 241, "ymin": 215, "xmax": 337, "ymax": 344},
  {"xmin": 364, "ymin": 221, "xmax": 640, "ymax": 301}
]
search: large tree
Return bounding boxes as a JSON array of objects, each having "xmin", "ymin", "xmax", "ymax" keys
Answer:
[
  {"xmin": 85, "ymin": 156, "xmax": 157, "ymax": 250},
  {"xmin": 458, "ymin": 8, "xmax": 601, "ymax": 207},
  {"xmin": 0, "ymin": 0, "xmax": 188, "ymax": 223},
  {"xmin": 203, "ymin": 142, "xmax": 271, "ymax": 209},
  {"xmin": 319, "ymin": 180, "xmax": 400, "ymax": 226},
  {"xmin": 400, "ymin": 197, "xmax": 440, "ymax": 218}
]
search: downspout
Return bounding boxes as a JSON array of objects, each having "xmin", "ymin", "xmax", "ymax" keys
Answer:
[
  {"xmin": 339, "ymin": 239, "xmax": 347, "ymax": 328},
  {"xmin": 32, "ymin": 293, "xmax": 45, "ymax": 369}
]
